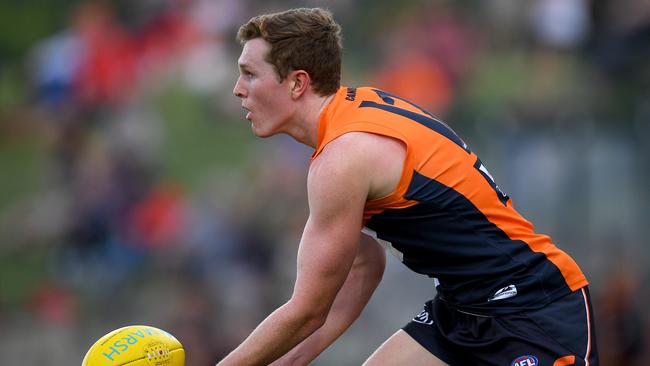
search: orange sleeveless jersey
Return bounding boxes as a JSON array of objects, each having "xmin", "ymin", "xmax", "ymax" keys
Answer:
[{"xmin": 312, "ymin": 86, "xmax": 588, "ymax": 314}]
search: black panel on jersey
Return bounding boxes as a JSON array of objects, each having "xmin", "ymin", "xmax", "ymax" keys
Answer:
[
  {"xmin": 365, "ymin": 171, "xmax": 573, "ymax": 315},
  {"xmin": 358, "ymin": 100, "xmax": 470, "ymax": 153}
]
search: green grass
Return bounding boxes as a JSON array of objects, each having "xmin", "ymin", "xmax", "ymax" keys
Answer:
[
  {"xmin": 157, "ymin": 85, "xmax": 256, "ymax": 188},
  {"xmin": 0, "ymin": 245, "xmax": 48, "ymax": 308},
  {"xmin": 0, "ymin": 137, "xmax": 44, "ymax": 209}
]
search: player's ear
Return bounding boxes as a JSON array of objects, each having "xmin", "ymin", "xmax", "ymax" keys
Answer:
[{"xmin": 289, "ymin": 70, "xmax": 310, "ymax": 99}]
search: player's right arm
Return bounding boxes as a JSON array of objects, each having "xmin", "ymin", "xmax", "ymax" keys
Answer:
[
  {"xmin": 216, "ymin": 132, "xmax": 404, "ymax": 366},
  {"xmin": 217, "ymin": 133, "xmax": 378, "ymax": 365},
  {"xmin": 270, "ymin": 132, "xmax": 404, "ymax": 365}
]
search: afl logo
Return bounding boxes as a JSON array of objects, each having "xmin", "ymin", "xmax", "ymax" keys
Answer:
[{"xmin": 511, "ymin": 355, "xmax": 538, "ymax": 366}]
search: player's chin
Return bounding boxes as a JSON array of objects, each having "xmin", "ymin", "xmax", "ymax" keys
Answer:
[{"xmin": 250, "ymin": 123, "xmax": 275, "ymax": 138}]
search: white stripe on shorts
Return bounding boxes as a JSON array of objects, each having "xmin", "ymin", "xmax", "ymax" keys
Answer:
[{"xmin": 581, "ymin": 288, "xmax": 592, "ymax": 366}]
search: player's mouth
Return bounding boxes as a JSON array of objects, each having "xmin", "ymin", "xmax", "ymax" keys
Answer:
[{"xmin": 242, "ymin": 105, "xmax": 251, "ymax": 120}]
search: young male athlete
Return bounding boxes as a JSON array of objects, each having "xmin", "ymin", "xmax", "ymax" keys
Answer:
[{"xmin": 218, "ymin": 7, "xmax": 598, "ymax": 366}]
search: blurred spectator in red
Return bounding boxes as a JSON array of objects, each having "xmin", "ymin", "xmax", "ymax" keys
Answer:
[
  {"xmin": 30, "ymin": 281, "xmax": 78, "ymax": 326},
  {"xmin": 72, "ymin": 1, "xmax": 138, "ymax": 107},
  {"xmin": 128, "ymin": 183, "xmax": 188, "ymax": 249}
]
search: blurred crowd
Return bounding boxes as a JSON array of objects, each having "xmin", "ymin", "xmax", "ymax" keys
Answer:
[{"xmin": 0, "ymin": 0, "xmax": 649, "ymax": 365}]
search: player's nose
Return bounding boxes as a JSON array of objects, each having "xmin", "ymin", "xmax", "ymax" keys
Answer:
[{"xmin": 233, "ymin": 77, "xmax": 246, "ymax": 98}]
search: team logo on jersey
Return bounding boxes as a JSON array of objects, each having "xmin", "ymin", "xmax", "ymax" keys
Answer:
[
  {"xmin": 488, "ymin": 284, "xmax": 517, "ymax": 302},
  {"xmin": 510, "ymin": 355, "xmax": 538, "ymax": 366}
]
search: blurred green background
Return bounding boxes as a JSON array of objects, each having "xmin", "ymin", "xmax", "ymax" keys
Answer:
[{"xmin": 0, "ymin": 0, "xmax": 649, "ymax": 365}]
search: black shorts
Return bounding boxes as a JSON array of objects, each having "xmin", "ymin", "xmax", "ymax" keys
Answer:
[{"xmin": 403, "ymin": 287, "xmax": 598, "ymax": 366}]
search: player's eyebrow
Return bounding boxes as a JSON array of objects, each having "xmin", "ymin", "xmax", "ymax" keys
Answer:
[{"xmin": 238, "ymin": 62, "xmax": 253, "ymax": 72}]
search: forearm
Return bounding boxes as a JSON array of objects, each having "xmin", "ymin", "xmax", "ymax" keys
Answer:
[
  {"xmin": 273, "ymin": 270, "xmax": 380, "ymax": 365},
  {"xmin": 272, "ymin": 238, "xmax": 385, "ymax": 365},
  {"xmin": 217, "ymin": 301, "xmax": 325, "ymax": 366}
]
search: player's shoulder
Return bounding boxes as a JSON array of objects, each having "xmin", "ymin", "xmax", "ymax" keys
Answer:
[
  {"xmin": 309, "ymin": 131, "xmax": 405, "ymax": 189},
  {"xmin": 310, "ymin": 132, "xmax": 376, "ymax": 173},
  {"xmin": 315, "ymin": 131, "xmax": 402, "ymax": 164}
]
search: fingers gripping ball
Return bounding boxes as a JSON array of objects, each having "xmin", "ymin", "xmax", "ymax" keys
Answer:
[{"xmin": 82, "ymin": 325, "xmax": 184, "ymax": 366}]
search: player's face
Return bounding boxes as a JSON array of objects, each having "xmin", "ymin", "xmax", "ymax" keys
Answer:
[{"xmin": 233, "ymin": 38, "xmax": 293, "ymax": 137}]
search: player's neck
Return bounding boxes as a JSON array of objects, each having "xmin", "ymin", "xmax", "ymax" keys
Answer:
[{"xmin": 284, "ymin": 93, "xmax": 334, "ymax": 148}]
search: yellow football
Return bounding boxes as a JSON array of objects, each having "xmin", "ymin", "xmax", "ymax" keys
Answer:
[{"xmin": 82, "ymin": 325, "xmax": 184, "ymax": 366}]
